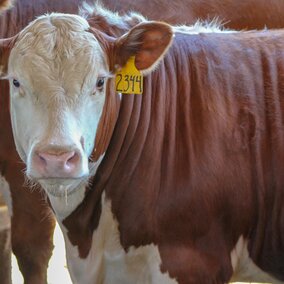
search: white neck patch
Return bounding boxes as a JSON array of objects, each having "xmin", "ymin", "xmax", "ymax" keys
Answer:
[
  {"xmin": 230, "ymin": 235, "xmax": 283, "ymax": 283},
  {"xmin": 59, "ymin": 192, "xmax": 177, "ymax": 284},
  {"xmin": 47, "ymin": 155, "xmax": 104, "ymax": 221}
]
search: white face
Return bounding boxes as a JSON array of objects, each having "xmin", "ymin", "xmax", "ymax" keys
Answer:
[{"xmin": 7, "ymin": 14, "xmax": 109, "ymax": 196}]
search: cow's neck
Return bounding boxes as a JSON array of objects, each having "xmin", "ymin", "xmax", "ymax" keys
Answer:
[
  {"xmin": 46, "ymin": 155, "xmax": 105, "ymax": 221},
  {"xmin": 60, "ymin": 78, "xmax": 167, "ymax": 257},
  {"xmin": 47, "ymin": 157, "xmax": 107, "ymax": 263}
]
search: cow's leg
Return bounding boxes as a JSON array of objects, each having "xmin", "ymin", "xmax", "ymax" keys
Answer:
[
  {"xmin": 0, "ymin": 198, "xmax": 11, "ymax": 284},
  {"xmin": 0, "ymin": 158, "xmax": 56, "ymax": 284},
  {"xmin": 10, "ymin": 189, "xmax": 56, "ymax": 284},
  {"xmin": 0, "ymin": 137, "xmax": 56, "ymax": 282}
]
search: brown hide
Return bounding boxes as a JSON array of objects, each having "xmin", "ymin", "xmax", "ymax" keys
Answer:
[
  {"xmin": 103, "ymin": 0, "xmax": 284, "ymax": 29},
  {"xmin": 64, "ymin": 28, "xmax": 284, "ymax": 283}
]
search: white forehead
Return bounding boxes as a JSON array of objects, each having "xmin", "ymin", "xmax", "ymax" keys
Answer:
[{"xmin": 8, "ymin": 13, "xmax": 108, "ymax": 98}]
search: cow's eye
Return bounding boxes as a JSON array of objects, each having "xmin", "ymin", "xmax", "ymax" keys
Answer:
[
  {"xmin": 13, "ymin": 79, "xmax": 20, "ymax": 88},
  {"xmin": 96, "ymin": 77, "xmax": 105, "ymax": 91}
]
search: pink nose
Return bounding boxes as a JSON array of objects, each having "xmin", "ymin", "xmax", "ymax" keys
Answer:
[{"xmin": 33, "ymin": 150, "xmax": 81, "ymax": 178}]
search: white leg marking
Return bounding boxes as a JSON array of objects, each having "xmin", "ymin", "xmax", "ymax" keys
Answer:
[
  {"xmin": 0, "ymin": 174, "xmax": 13, "ymax": 216},
  {"xmin": 230, "ymin": 235, "xmax": 283, "ymax": 283},
  {"xmin": 60, "ymin": 192, "xmax": 178, "ymax": 284}
]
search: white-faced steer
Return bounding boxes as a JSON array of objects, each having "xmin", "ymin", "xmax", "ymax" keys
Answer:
[{"xmin": 1, "ymin": 5, "xmax": 284, "ymax": 284}]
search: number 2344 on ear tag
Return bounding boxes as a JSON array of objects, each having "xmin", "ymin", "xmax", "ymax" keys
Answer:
[{"xmin": 115, "ymin": 56, "xmax": 143, "ymax": 94}]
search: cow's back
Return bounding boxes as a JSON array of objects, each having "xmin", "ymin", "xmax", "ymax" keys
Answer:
[{"xmin": 102, "ymin": 0, "xmax": 284, "ymax": 29}]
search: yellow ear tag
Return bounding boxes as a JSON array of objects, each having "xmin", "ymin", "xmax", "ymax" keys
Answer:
[{"xmin": 115, "ymin": 56, "xmax": 143, "ymax": 94}]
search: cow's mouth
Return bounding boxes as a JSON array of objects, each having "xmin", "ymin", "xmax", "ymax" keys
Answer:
[
  {"xmin": 28, "ymin": 158, "xmax": 102, "ymax": 197},
  {"xmin": 37, "ymin": 176, "xmax": 89, "ymax": 197}
]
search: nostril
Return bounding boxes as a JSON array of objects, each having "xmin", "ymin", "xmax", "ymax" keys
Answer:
[
  {"xmin": 37, "ymin": 152, "xmax": 47, "ymax": 165},
  {"xmin": 66, "ymin": 151, "xmax": 79, "ymax": 166},
  {"xmin": 32, "ymin": 147, "xmax": 85, "ymax": 178},
  {"xmin": 36, "ymin": 151, "xmax": 79, "ymax": 167}
]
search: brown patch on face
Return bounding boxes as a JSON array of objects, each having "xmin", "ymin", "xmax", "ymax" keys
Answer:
[
  {"xmin": 93, "ymin": 79, "xmax": 121, "ymax": 162},
  {"xmin": 86, "ymin": 27, "xmax": 121, "ymax": 163}
]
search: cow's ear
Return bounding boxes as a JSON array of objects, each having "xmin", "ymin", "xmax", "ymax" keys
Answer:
[
  {"xmin": 0, "ymin": 37, "xmax": 15, "ymax": 78},
  {"xmin": 113, "ymin": 21, "xmax": 174, "ymax": 74}
]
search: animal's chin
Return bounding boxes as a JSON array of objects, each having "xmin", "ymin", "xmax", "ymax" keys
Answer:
[
  {"xmin": 38, "ymin": 177, "xmax": 88, "ymax": 197},
  {"xmin": 27, "ymin": 160, "xmax": 100, "ymax": 197}
]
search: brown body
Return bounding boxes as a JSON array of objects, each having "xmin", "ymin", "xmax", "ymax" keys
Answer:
[
  {"xmin": 63, "ymin": 26, "xmax": 284, "ymax": 283},
  {"xmin": 2, "ymin": 0, "xmax": 284, "ymax": 283}
]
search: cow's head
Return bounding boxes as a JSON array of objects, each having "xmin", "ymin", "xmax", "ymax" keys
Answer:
[{"xmin": 0, "ymin": 13, "xmax": 173, "ymax": 197}]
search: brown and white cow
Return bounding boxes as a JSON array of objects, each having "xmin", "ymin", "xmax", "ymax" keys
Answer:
[
  {"xmin": 1, "ymin": 4, "xmax": 284, "ymax": 283},
  {"xmin": 2, "ymin": 1, "xmax": 284, "ymax": 283}
]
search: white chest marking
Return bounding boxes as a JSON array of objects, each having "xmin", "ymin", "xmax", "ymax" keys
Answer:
[
  {"xmin": 0, "ymin": 174, "xmax": 13, "ymax": 216},
  {"xmin": 230, "ymin": 235, "xmax": 283, "ymax": 283},
  {"xmin": 60, "ymin": 192, "xmax": 178, "ymax": 284}
]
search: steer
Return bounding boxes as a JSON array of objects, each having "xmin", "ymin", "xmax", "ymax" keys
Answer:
[
  {"xmin": 3, "ymin": 0, "xmax": 284, "ymax": 283},
  {"xmin": 3, "ymin": 1, "xmax": 284, "ymax": 283},
  {"xmin": 2, "ymin": 4, "xmax": 284, "ymax": 284}
]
